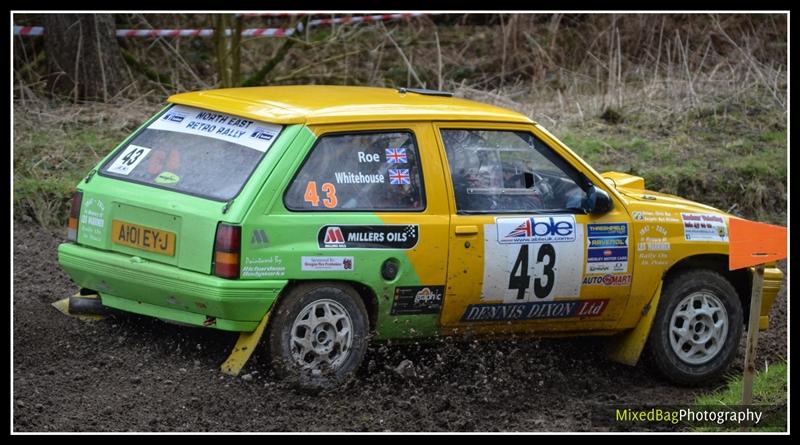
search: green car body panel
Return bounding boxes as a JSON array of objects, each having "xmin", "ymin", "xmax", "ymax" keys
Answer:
[{"xmin": 58, "ymin": 105, "xmax": 439, "ymax": 338}]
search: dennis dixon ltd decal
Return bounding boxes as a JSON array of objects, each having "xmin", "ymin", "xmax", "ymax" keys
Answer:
[
  {"xmin": 390, "ymin": 286, "xmax": 444, "ymax": 315},
  {"xmin": 461, "ymin": 299, "xmax": 609, "ymax": 322},
  {"xmin": 318, "ymin": 225, "xmax": 419, "ymax": 249}
]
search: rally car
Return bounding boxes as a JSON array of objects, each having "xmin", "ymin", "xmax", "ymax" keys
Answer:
[{"xmin": 57, "ymin": 85, "xmax": 783, "ymax": 388}]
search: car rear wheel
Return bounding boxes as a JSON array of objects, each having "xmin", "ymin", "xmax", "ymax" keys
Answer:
[
  {"xmin": 268, "ymin": 282, "xmax": 369, "ymax": 388},
  {"xmin": 645, "ymin": 269, "xmax": 743, "ymax": 386}
]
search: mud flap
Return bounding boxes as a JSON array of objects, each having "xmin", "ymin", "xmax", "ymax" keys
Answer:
[
  {"xmin": 51, "ymin": 293, "xmax": 109, "ymax": 322},
  {"xmin": 220, "ymin": 310, "xmax": 271, "ymax": 376},
  {"xmin": 605, "ymin": 282, "xmax": 663, "ymax": 366}
]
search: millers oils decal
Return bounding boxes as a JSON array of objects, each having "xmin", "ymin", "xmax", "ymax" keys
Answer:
[{"xmin": 318, "ymin": 225, "xmax": 419, "ymax": 249}]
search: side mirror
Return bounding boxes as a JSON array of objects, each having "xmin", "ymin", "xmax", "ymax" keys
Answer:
[{"xmin": 586, "ymin": 186, "xmax": 613, "ymax": 214}]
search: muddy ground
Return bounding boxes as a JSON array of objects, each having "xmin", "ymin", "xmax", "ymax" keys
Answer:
[{"xmin": 12, "ymin": 224, "xmax": 787, "ymax": 432}]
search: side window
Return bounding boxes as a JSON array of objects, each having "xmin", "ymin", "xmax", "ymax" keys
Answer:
[
  {"xmin": 441, "ymin": 129, "xmax": 589, "ymax": 213},
  {"xmin": 285, "ymin": 131, "xmax": 425, "ymax": 211}
]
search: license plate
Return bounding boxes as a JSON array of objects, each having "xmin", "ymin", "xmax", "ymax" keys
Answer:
[{"xmin": 111, "ymin": 220, "xmax": 176, "ymax": 256}]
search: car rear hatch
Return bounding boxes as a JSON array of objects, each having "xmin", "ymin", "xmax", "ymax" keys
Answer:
[{"xmin": 74, "ymin": 104, "xmax": 288, "ymax": 274}]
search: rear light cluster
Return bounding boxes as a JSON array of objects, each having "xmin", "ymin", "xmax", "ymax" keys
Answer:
[
  {"xmin": 213, "ymin": 223, "xmax": 241, "ymax": 279},
  {"xmin": 67, "ymin": 191, "xmax": 83, "ymax": 242}
]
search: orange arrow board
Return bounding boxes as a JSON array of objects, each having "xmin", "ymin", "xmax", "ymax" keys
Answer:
[{"xmin": 728, "ymin": 218, "xmax": 787, "ymax": 270}]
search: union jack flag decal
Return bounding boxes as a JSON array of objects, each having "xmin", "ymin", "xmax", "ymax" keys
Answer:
[
  {"xmin": 385, "ymin": 147, "xmax": 407, "ymax": 163},
  {"xmin": 388, "ymin": 169, "xmax": 411, "ymax": 185},
  {"xmin": 507, "ymin": 219, "xmax": 533, "ymax": 238}
]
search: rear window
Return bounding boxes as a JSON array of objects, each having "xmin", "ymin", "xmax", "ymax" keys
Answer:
[
  {"xmin": 99, "ymin": 104, "xmax": 282, "ymax": 201},
  {"xmin": 284, "ymin": 131, "xmax": 425, "ymax": 211}
]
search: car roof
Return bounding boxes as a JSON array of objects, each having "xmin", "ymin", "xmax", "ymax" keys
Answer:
[{"xmin": 168, "ymin": 85, "xmax": 534, "ymax": 126}]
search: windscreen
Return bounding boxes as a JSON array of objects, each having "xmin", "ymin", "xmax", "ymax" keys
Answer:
[{"xmin": 100, "ymin": 104, "xmax": 283, "ymax": 201}]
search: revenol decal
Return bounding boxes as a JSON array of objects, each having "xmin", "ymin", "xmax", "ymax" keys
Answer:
[
  {"xmin": 318, "ymin": 225, "xmax": 419, "ymax": 249},
  {"xmin": 390, "ymin": 286, "xmax": 444, "ymax": 315},
  {"xmin": 461, "ymin": 299, "xmax": 609, "ymax": 322},
  {"xmin": 586, "ymin": 223, "xmax": 628, "ymax": 274}
]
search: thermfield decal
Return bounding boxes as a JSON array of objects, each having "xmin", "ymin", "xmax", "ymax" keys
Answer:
[{"xmin": 586, "ymin": 223, "xmax": 629, "ymax": 274}]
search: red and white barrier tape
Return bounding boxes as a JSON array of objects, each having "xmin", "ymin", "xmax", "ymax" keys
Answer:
[{"xmin": 14, "ymin": 14, "xmax": 423, "ymax": 38}]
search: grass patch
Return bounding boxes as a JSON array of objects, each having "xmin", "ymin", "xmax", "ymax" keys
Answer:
[{"xmin": 691, "ymin": 361, "xmax": 787, "ymax": 432}]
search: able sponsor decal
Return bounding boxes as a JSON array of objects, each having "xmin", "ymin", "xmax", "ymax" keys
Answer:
[
  {"xmin": 148, "ymin": 104, "xmax": 280, "ymax": 152},
  {"xmin": 582, "ymin": 274, "xmax": 632, "ymax": 286},
  {"xmin": 497, "ymin": 215, "xmax": 577, "ymax": 244},
  {"xmin": 483, "ymin": 217, "xmax": 583, "ymax": 303},
  {"xmin": 586, "ymin": 223, "xmax": 629, "ymax": 274},
  {"xmin": 241, "ymin": 255, "xmax": 285, "ymax": 278},
  {"xmin": 301, "ymin": 256, "xmax": 354, "ymax": 271},
  {"xmin": 681, "ymin": 213, "xmax": 728, "ymax": 242},
  {"xmin": 318, "ymin": 225, "xmax": 418, "ymax": 249},
  {"xmin": 461, "ymin": 299, "xmax": 609, "ymax": 322},
  {"xmin": 390, "ymin": 286, "xmax": 444, "ymax": 315}
]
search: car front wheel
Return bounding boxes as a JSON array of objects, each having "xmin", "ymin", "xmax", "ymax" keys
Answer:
[
  {"xmin": 646, "ymin": 269, "xmax": 743, "ymax": 386},
  {"xmin": 268, "ymin": 282, "xmax": 369, "ymax": 388}
]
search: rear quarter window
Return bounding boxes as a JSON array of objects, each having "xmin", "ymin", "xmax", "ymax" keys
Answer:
[
  {"xmin": 99, "ymin": 104, "xmax": 283, "ymax": 201},
  {"xmin": 284, "ymin": 131, "xmax": 425, "ymax": 211}
]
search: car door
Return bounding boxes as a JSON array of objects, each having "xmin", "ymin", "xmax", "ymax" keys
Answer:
[
  {"xmin": 434, "ymin": 122, "xmax": 633, "ymax": 335},
  {"xmin": 248, "ymin": 121, "xmax": 450, "ymax": 339}
]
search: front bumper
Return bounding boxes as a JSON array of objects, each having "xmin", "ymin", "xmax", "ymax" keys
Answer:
[
  {"xmin": 759, "ymin": 266, "xmax": 784, "ymax": 331},
  {"xmin": 58, "ymin": 243, "xmax": 287, "ymax": 332}
]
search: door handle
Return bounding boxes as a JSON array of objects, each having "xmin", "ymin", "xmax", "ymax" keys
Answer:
[{"xmin": 455, "ymin": 225, "xmax": 479, "ymax": 235}]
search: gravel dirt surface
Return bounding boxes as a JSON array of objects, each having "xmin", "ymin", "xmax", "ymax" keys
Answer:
[{"xmin": 12, "ymin": 224, "xmax": 787, "ymax": 432}]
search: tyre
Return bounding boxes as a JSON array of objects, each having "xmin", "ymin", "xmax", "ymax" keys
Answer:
[
  {"xmin": 268, "ymin": 282, "xmax": 369, "ymax": 389},
  {"xmin": 645, "ymin": 269, "xmax": 743, "ymax": 386}
]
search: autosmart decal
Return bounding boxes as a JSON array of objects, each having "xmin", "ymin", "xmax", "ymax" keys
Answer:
[
  {"xmin": 318, "ymin": 225, "xmax": 418, "ymax": 249},
  {"xmin": 301, "ymin": 256, "xmax": 354, "ymax": 271},
  {"xmin": 582, "ymin": 274, "xmax": 632, "ymax": 286},
  {"xmin": 681, "ymin": 213, "xmax": 729, "ymax": 242},
  {"xmin": 586, "ymin": 223, "xmax": 628, "ymax": 274},
  {"xmin": 483, "ymin": 216, "xmax": 583, "ymax": 303},
  {"xmin": 461, "ymin": 299, "xmax": 608, "ymax": 322},
  {"xmin": 390, "ymin": 286, "xmax": 444, "ymax": 315},
  {"xmin": 148, "ymin": 104, "xmax": 281, "ymax": 152},
  {"xmin": 497, "ymin": 216, "xmax": 577, "ymax": 244}
]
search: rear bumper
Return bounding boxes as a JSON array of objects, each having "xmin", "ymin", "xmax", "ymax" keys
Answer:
[
  {"xmin": 58, "ymin": 243, "xmax": 287, "ymax": 332},
  {"xmin": 759, "ymin": 266, "xmax": 784, "ymax": 331}
]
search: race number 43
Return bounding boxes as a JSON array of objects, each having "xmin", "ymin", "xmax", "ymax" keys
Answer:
[
  {"xmin": 509, "ymin": 244, "xmax": 556, "ymax": 299},
  {"xmin": 482, "ymin": 218, "xmax": 583, "ymax": 303},
  {"xmin": 107, "ymin": 145, "xmax": 151, "ymax": 176}
]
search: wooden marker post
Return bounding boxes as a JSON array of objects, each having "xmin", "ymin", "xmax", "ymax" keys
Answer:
[{"xmin": 728, "ymin": 218, "xmax": 787, "ymax": 406}]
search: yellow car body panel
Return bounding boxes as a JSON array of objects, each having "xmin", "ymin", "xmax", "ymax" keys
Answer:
[{"xmin": 168, "ymin": 85, "xmax": 533, "ymax": 126}]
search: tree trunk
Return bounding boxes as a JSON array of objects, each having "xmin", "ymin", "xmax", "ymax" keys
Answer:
[{"xmin": 42, "ymin": 14, "xmax": 128, "ymax": 101}]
